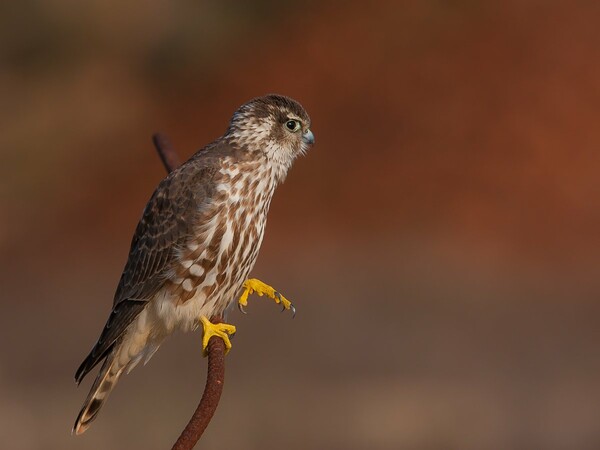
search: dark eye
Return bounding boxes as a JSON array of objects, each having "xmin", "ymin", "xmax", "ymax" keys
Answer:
[{"xmin": 285, "ymin": 120, "xmax": 300, "ymax": 132}]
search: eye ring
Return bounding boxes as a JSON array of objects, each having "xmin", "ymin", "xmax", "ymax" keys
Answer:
[{"xmin": 285, "ymin": 120, "xmax": 301, "ymax": 132}]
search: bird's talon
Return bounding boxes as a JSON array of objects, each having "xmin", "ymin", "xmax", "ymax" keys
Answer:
[
  {"xmin": 238, "ymin": 302, "xmax": 248, "ymax": 314},
  {"xmin": 239, "ymin": 278, "xmax": 297, "ymax": 317},
  {"xmin": 200, "ymin": 316, "xmax": 236, "ymax": 356}
]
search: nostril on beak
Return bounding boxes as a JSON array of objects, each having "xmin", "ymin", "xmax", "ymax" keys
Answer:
[{"xmin": 302, "ymin": 129, "xmax": 315, "ymax": 145}]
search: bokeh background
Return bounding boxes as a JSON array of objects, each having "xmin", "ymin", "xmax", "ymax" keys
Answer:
[{"xmin": 2, "ymin": 1, "xmax": 600, "ymax": 449}]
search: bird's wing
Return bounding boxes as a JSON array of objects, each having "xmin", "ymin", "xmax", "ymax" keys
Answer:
[{"xmin": 75, "ymin": 159, "xmax": 218, "ymax": 383}]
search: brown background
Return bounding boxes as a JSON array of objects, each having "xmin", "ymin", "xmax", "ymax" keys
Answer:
[{"xmin": 1, "ymin": 1, "xmax": 600, "ymax": 449}]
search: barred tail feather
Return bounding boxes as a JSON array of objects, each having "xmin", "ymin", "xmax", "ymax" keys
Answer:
[
  {"xmin": 73, "ymin": 354, "xmax": 122, "ymax": 435},
  {"xmin": 73, "ymin": 309, "xmax": 162, "ymax": 435}
]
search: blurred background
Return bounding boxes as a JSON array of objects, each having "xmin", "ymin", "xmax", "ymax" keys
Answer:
[{"xmin": 1, "ymin": 1, "xmax": 600, "ymax": 449}]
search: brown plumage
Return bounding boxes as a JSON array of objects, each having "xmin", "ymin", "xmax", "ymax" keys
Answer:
[{"xmin": 73, "ymin": 94, "xmax": 314, "ymax": 434}]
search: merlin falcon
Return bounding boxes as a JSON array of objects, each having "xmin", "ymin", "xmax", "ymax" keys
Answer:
[{"xmin": 73, "ymin": 94, "xmax": 314, "ymax": 435}]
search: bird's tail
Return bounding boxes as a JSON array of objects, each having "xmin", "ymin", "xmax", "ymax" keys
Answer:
[{"xmin": 73, "ymin": 353, "xmax": 122, "ymax": 435}]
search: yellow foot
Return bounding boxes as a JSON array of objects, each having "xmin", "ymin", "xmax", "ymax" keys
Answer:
[
  {"xmin": 200, "ymin": 316, "xmax": 236, "ymax": 356},
  {"xmin": 238, "ymin": 278, "xmax": 296, "ymax": 317}
]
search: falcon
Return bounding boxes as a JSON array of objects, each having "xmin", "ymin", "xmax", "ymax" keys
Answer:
[{"xmin": 73, "ymin": 94, "xmax": 314, "ymax": 435}]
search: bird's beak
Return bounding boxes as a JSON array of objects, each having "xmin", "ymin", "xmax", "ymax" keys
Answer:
[{"xmin": 302, "ymin": 129, "xmax": 315, "ymax": 146}]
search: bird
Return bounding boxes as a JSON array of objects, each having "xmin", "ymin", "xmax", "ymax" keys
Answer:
[{"xmin": 73, "ymin": 94, "xmax": 314, "ymax": 435}]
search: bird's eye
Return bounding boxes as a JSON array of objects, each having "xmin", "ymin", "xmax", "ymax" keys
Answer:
[{"xmin": 285, "ymin": 120, "xmax": 301, "ymax": 132}]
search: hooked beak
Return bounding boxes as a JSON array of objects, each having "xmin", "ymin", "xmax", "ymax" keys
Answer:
[{"xmin": 302, "ymin": 129, "xmax": 315, "ymax": 146}]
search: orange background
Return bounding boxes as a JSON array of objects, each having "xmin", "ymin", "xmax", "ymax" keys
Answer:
[{"xmin": 1, "ymin": 1, "xmax": 600, "ymax": 449}]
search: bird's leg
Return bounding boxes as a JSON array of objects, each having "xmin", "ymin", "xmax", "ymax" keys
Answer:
[
  {"xmin": 200, "ymin": 316, "xmax": 236, "ymax": 356},
  {"xmin": 238, "ymin": 278, "xmax": 296, "ymax": 316}
]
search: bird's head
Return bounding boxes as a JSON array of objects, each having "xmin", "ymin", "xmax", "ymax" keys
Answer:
[{"xmin": 226, "ymin": 94, "xmax": 314, "ymax": 170}]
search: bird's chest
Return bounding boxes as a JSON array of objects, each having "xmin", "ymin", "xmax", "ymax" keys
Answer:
[{"xmin": 167, "ymin": 169, "xmax": 275, "ymax": 311}]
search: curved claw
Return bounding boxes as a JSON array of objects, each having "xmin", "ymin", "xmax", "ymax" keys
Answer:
[
  {"xmin": 275, "ymin": 291, "xmax": 296, "ymax": 318},
  {"xmin": 238, "ymin": 302, "xmax": 248, "ymax": 314},
  {"xmin": 275, "ymin": 292, "xmax": 283, "ymax": 311}
]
